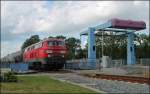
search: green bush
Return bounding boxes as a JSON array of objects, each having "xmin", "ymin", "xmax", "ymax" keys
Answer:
[{"xmin": 1, "ymin": 72, "xmax": 17, "ymax": 82}]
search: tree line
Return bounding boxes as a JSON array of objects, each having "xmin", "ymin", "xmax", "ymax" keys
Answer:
[
  {"xmin": 21, "ymin": 33, "xmax": 149, "ymax": 60},
  {"xmin": 94, "ymin": 32, "xmax": 149, "ymax": 59}
]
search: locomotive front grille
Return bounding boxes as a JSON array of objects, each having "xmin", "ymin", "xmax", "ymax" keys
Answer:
[
  {"xmin": 44, "ymin": 56, "xmax": 65, "ymax": 69},
  {"xmin": 47, "ymin": 56, "xmax": 65, "ymax": 64}
]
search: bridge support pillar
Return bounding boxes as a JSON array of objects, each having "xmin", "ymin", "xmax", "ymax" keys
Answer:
[
  {"xmin": 127, "ymin": 32, "xmax": 135, "ymax": 65},
  {"xmin": 87, "ymin": 27, "xmax": 96, "ymax": 69}
]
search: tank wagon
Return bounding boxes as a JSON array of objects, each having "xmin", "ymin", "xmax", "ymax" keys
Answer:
[
  {"xmin": 23, "ymin": 38, "xmax": 67, "ymax": 70},
  {"xmin": 1, "ymin": 51, "xmax": 22, "ymax": 64}
]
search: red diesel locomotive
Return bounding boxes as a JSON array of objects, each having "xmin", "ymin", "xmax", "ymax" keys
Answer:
[{"xmin": 23, "ymin": 38, "xmax": 67, "ymax": 70}]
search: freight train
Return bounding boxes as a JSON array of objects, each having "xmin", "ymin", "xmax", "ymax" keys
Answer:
[{"xmin": 1, "ymin": 38, "xmax": 67, "ymax": 70}]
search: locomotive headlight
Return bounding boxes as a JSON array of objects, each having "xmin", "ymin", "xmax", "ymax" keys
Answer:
[
  {"xmin": 46, "ymin": 50, "xmax": 53, "ymax": 53},
  {"xmin": 60, "ymin": 51, "xmax": 65, "ymax": 54},
  {"xmin": 48, "ymin": 54, "xmax": 51, "ymax": 57},
  {"xmin": 62, "ymin": 55, "xmax": 64, "ymax": 57}
]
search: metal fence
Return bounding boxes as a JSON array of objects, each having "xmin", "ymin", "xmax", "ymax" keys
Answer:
[
  {"xmin": 0, "ymin": 62, "xmax": 28, "ymax": 73},
  {"xmin": 0, "ymin": 63, "xmax": 10, "ymax": 68},
  {"xmin": 65, "ymin": 58, "xmax": 149, "ymax": 69},
  {"xmin": 140, "ymin": 58, "xmax": 150, "ymax": 66},
  {"xmin": 0, "ymin": 58, "xmax": 149, "ymax": 71},
  {"xmin": 65, "ymin": 59, "xmax": 100, "ymax": 69}
]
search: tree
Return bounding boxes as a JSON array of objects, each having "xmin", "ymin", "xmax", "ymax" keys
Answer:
[
  {"xmin": 21, "ymin": 35, "xmax": 40, "ymax": 51},
  {"xmin": 135, "ymin": 33, "xmax": 150, "ymax": 58},
  {"xmin": 65, "ymin": 37, "xmax": 81, "ymax": 60},
  {"xmin": 94, "ymin": 31, "xmax": 127, "ymax": 59},
  {"xmin": 48, "ymin": 36, "xmax": 54, "ymax": 38},
  {"xmin": 56, "ymin": 35, "xmax": 66, "ymax": 39}
]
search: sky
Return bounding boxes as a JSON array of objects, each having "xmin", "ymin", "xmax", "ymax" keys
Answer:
[{"xmin": 1, "ymin": 1, "xmax": 149, "ymax": 58}]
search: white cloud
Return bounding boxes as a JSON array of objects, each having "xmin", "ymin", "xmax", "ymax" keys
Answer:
[
  {"xmin": 1, "ymin": 41, "xmax": 21, "ymax": 58},
  {"xmin": 40, "ymin": 1, "xmax": 149, "ymax": 35},
  {"xmin": 1, "ymin": 1, "xmax": 149, "ymax": 57},
  {"xmin": 1, "ymin": 1, "xmax": 49, "ymax": 34},
  {"xmin": 2, "ymin": 1, "xmax": 149, "ymax": 34}
]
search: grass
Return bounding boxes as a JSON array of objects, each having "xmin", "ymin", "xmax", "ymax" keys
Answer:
[{"xmin": 1, "ymin": 75, "xmax": 98, "ymax": 93}]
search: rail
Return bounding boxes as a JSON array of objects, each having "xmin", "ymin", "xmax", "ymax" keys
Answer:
[{"xmin": 81, "ymin": 73, "xmax": 150, "ymax": 85}]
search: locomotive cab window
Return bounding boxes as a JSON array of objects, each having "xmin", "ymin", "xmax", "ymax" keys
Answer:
[
  {"xmin": 48, "ymin": 41, "xmax": 65, "ymax": 46},
  {"xmin": 58, "ymin": 41, "xmax": 65, "ymax": 46},
  {"xmin": 48, "ymin": 41, "xmax": 53, "ymax": 46}
]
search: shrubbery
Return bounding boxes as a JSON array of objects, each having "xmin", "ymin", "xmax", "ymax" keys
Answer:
[{"xmin": 0, "ymin": 72, "xmax": 17, "ymax": 82}]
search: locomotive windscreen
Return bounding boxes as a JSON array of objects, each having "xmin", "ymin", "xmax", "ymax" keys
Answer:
[{"xmin": 48, "ymin": 41, "xmax": 65, "ymax": 46}]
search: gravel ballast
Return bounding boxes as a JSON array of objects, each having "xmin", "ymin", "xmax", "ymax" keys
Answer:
[{"xmin": 50, "ymin": 73, "xmax": 150, "ymax": 93}]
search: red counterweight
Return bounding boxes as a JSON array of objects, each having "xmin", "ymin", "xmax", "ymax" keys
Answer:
[{"xmin": 109, "ymin": 18, "xmax": 146, "ymax": 30}]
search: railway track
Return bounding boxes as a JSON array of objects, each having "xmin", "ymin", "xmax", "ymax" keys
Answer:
[
  {"xmin": 38, "ymin": 69, "xmax": 73, "ymax": 73},
  {"xmin": 39, "ymin": 69, "xmax": 150, "ymax": 85},
  {"xmin": 19, "ymin": 69, "xmax": 150, "ymax": 85},
  {"xmin": 82, "ymin": 74, "xmax": 150, "ymax": 85}
]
